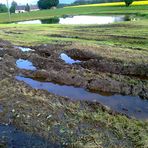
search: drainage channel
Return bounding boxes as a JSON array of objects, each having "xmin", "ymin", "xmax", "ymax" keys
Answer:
[
  {"xmin": 0, "ymin": 124, "xmax": 60, "ymax": 148},
  {"xmin": 16, "ymin": 76, "xmax": 148, "ymax": 120}
]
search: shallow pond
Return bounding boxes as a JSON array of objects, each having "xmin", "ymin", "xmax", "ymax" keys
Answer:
[
  {"xmin": 0, "ymin": 124, "xmax": 58, "ymax": 147},
  {"xmin": 60, "ymin": 53, "xmax": 81, "ymax": 64},
  {"xmin": 16, "ymin": 76, "xmax": 148, "ymax": 120},
  {"xmin": 14, "ymin": 15, "xmax": 134, "ymax": 25},
  {"xmin": 16, "ymin": 59, "xmax": 36, "ymax": 71}
]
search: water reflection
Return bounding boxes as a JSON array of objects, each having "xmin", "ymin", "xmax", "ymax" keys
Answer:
[
  {"xmin": 60, "ymin": 53, "xmax": 81, "ymax": 64},
  {"xmin": 16, "ymin": 76, "xmax": 148, "ymax": 120},
  {"xmin": 16, "ymin": 46, "xmax": 34, "ymax": 52},
  {"xmin": 16, "ymin": 59, "xmax": 36, "ymax": 70},
  {"xmin": 15, "ymin": 15, "xmax": 134, "ymax": 25},
  {"xmin": 41, "ymin": 18, "xmax": 60, "ymax": 24}
]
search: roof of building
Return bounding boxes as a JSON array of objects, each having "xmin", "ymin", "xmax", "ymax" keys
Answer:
[{"xmin": 16, "ymin": 5, "xmax": 39, "ymax": 10}]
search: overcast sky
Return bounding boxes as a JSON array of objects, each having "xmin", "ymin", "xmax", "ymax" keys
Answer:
[{"xmin": 1, "ymin": 0, "xmax": 75, "ymax": 5}]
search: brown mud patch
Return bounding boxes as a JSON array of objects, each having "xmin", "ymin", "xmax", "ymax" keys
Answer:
[{"xmin": 0, "ymin": 39, "xmax": 148, "ymax": 147}]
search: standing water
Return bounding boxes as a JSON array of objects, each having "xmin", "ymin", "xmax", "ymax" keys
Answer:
[
  {"xmin": 16, "ymin": 46, "xmax": 34, "ymax": 52},
  {"xmin": 16, "ymin": 59, "xmax": 36, "ymax": 71},
  {"xmin": 14, "ymin": 15, "xmax": 134, "ymax": 25},
  {"xmin": 16, "ymin": 76, "xmax": 148, "ymax": 120}
]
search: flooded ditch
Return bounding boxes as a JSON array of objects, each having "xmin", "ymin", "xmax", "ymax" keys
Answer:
[
  {"xmin": 16, "ymin": 76, "xmax": 148, "ymax": 120},
  {"xmin": 0, "ymin": 124, "xmax": 59, "ymax": 148}
]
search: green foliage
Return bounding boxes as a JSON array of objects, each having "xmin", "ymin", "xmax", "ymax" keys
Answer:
[
  {"xmin": 25, "ymin": 3, "xmax": 30, "ymax": 12},
  {"xmin": 38, "ymin": 0, "xmax": 59, "ymax": 9},
  {"xmin": 0, "ymin": 4, "xmax": 8, "ymax": 13},
  {"xmin": 124, "ymin": 0, "xmax": 134, "ymax": 6},
  {"xmin": 10, "ymin": 1, "xmax": 17, "ymax": 14}
]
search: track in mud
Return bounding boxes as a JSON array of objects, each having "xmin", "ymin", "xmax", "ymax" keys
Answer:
[
  {"xmin": 16, "ymin": 75, "xmax": 148, "ymax": 119},
  {"xmin": 12, "ymin": 45, "xmax": 148, "ymax": 120},
  {"xmin": 0, "ymin": 41, "xmax": 148, "ymax": 147}
]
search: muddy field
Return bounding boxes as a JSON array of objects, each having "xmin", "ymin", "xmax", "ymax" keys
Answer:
[{"xmin": 0, "ymin": 39, "xmax": 148, "ymax": 147}]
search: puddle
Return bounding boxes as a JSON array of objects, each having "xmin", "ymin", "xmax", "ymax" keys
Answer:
[
  {"xmin": 16, "ymin": 59, "xmax": 36, "ymax": 71},
  {"xmin": 60, "ymin": 53, "xmax": 81, "ymax": 64},
  {"xmin": 0, "ymin": 124, "xmax": 59, "ymax": 147},
  {"xmin": 14, "ymin": 15, "xmax": 134, "ymax": 25},
  {"xmin": 16, "ymin": 46, "xmax": 34, "ymax": 52},
  {"xmin": 16, "ymin": 76, "xmax": 148, "ymax": 120}
]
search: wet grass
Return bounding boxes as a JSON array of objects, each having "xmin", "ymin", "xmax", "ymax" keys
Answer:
[{"xmin": 0, "ymin": 18, "xmax": 147, "ymax": 64}]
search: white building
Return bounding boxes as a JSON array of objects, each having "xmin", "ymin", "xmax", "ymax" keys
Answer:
[{"xmin": 15, "ymin": 5, "xmax": 39, "ymax": 13}]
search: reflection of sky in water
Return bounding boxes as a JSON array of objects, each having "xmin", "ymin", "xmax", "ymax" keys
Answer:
[
  {"xmin": 16, "ymin": 76, "xmax": 148, "ymax": 120},
  {"xmin": 17, "ymin": 20, "xmax": 41, "ymax": 24},
  {"xmin": 15, "ymin": 15, "xmax": 127, "ymax": 25},
  {"xmin": 16, "ymin": 59, "xmax": 36, "ymax": 70},
  {"xmin": 59, "ymin": 15, "xmax": 125, "ymax": 25},
  {"xmin": 16, "ymin": 46, "xmax": 34, "ymax": 52},
  {"xmin": 60, "ymin": 53, "xmax": 81, "ymax": 64}
]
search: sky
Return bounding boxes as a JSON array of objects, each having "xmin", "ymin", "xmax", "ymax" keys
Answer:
[{"xmin": 1, "ymin": 0, "xmax": 75, "ymax": 5}]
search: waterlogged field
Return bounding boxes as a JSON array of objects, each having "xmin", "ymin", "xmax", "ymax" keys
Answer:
[{"xmin": 0, "ymin": 4, "xmax": 148, "ymax": 148}]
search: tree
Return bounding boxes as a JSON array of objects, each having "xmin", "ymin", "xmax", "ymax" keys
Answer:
[
  {"xmin": 25, "ymin": 3, "xmax": 30, "ymax": 12},
  {"xmin": 10, "ymin": 1, "xmax": 17, "ymax": 13},
  {"xmin": 0, "ymin": 4, "xmax": 8, "ymax": 13},
  {"xmin": 124, "ymin": 0, "xmax": 133, "ymax": 6},
  {"xmin": 38, "ymin": 0, "xmax": 59, "ymax": 9}
]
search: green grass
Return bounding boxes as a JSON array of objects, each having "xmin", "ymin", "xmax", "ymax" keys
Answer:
[
  {"xmin": 0, "ymin": 17, "xmax": 147, "ymax": 64},
  {"xmin": 0, "ymin": 5, "xmax": 148, "ymax": 23}
]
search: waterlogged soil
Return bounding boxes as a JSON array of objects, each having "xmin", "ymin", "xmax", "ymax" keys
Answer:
[{"xmin": 0, "ymin": 39, "xmax": 148, "ymax": 147}]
